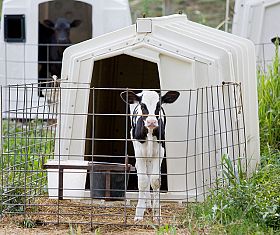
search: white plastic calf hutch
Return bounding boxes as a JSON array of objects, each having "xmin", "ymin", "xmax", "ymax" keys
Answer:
[
  {"xmin": 232, "ymin": 0, "xmax": 280, "ymax": 68},
  {"xmin": 0, "ymin": 0, "xmax": 132, "ymax": 118},
  {"xmin": 50, "ymin": 14, "xmax": 260, "ymax": 201}
]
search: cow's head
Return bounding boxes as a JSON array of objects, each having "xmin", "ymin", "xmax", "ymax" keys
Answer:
[
  {"xmin": 121, "ymin": 90, "xmax": 180, "ymax": 130},
  {"xmin": 43, "ymin": 18, "xmax": 81, "ymax": 44}
]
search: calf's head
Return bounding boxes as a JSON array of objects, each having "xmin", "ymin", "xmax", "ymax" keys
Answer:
[
  {"xmin": 121, "ymin": 90, "xmax": 180, "ymax": 130},
  {"xmin": 43, "ymin": 18, "xmax": 81, "ymax": 44}
]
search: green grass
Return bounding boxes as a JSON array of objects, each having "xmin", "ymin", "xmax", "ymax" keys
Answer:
[
  {"xmin": 154, "ymin": 224, "xmax": 177, "ymax": 235},
  {"xmin": 182, "ymin": 152, "xmax": 280, "ymax": 234},
  {"xmin": 0, "ymin": 119, "xmax": 55, "ymax": 213},
  {"xmin": 258, "ymin": 42, "xmax": 280, "ymax": 151}
]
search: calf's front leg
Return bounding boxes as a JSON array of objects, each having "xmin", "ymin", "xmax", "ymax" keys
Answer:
[
  {"xmin": 150, "ymin": 148, "xmax": 164, "ymax": 222},
  {"xmin": 134, "ymin": 156, "xmax": 149, "ymax": 222}
]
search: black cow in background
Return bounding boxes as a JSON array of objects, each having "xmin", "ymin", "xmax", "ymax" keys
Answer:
[
  {"xmin": 43, "ymin": 18, "xmax": 82, "ymax": 76},
  {"xmin": 38, "ymin": 18, "xmax": 81, "ymax": 96},
  {"xmin": 38, "ymin": 22, "xmax": 54, "ymax": 94}
]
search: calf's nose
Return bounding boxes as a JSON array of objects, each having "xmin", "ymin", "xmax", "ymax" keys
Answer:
[
  {"xmin": 146, "ymin": 119, "xmax": 158, "ymax": 128},
  {"xmin": 58, "ymin": 39, "xmax": 69, "ymax": 44}
]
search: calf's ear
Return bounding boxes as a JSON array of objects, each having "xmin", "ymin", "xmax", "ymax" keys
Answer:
[
  {"xmin": 161, "ymin": 91, "xmax": 180, "ymax": 104},
  {"xmin": 43, "ymin": 19, "xmax": 55, "ymax": 28},
  {"xmin": 120, "ymin": 91, "xmax": 141, "ymax": 104},
  {"xmin": 70, "ymin": 20, "xmax": 82, "ymax": 28}
]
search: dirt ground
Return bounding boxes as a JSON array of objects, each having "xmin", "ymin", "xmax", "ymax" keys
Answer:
[
  {"xmin": 0, "ymin": 225, "xmax": 168, "ymax": 235},
  {"xmin": 0, "ymin": 221, "xmax": 190, "ymax": 234},
  {"xmin": 0, "ymin": 199, "xmax": 189, "ymax": 234},
  {"xmin": 0, "ymin": 225, "xmax": 189, "ymax": 235}
]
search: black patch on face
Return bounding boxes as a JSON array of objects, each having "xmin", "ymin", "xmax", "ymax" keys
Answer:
[
  {"xmin": 155, "ymin": 102, "xmax": 160, "ymax": 117},
  {"xmin": 140, "ymin": 103, "xmax": 149, "ymax": 118},
  {"xmin": 133, "ymin": 117, "xmax": 148, "ymax": 143},
  {"xmin": 152, "ymin": 119, "xmax": 166, "ymax": 148}
]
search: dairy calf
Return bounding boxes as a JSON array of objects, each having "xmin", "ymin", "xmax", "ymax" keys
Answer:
[{"xmin": 121, "ymin": 90, "xmax": 180, "ymax": 222}]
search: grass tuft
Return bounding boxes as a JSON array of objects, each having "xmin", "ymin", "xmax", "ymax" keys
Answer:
[{"xmin": 258, "ymin": 40, "xmax": 280, "ymax": 151}]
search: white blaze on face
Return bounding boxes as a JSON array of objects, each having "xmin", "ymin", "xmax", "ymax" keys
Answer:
[{"xmin": 140, "ymin": 91, "xmax": 160, "ymax": 129}]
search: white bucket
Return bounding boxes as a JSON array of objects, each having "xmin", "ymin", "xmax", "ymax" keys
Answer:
[{"xmin": 47, "ymin": 160, "xmax": 88, "ymax": 199}]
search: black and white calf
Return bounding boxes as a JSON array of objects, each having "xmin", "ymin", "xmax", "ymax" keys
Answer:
[{"xmin": 121, "ymin": 90, "xmax": 180, "ymax": 222}]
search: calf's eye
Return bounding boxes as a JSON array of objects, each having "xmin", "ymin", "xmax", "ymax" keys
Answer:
[
  {"xmin": 155, "ymin": 103, "xmax": 160, "ymax": 116},
  {"xmin": 141, "ymin": 104, "xmax": 149, "ymax": 115}
]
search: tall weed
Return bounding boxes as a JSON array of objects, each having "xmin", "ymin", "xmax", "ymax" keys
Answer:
[
  {"xmin": 258, "ymin": 41, "xmax": 280, "ymax": 151},
  {"xmin": 183, "ymin": 153, "xmax": 280, "ymax": 233}
]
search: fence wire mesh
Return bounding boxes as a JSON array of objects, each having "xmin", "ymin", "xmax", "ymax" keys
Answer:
[
  {"xmin": 0, "ymin": 81, "xmax": 247, "ymax": 227},
  {"xmin": 256, "ymin": 42, "xmax": 280, "ymax": 72}
]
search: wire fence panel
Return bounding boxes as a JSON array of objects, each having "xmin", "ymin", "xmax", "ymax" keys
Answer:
[
  {"xmin": 0, "ymin": 81, "xmax": 247, "ymax": 227},
  {"xmin": 256, "ymin": 42, "xmax": 280, "ymax": 72}
]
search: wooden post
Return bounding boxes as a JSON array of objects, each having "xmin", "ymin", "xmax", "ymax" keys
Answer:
[
  {"xmin": 225, "ymin": 0, "xmax": 230, "ymax": 32},
  {"xmin": 163, "ymin": 0, "xmax": 172, "ymax": 16},
  {"xmin": 58, "ymin": 168, "xmax": 64, "ymax": 200}
]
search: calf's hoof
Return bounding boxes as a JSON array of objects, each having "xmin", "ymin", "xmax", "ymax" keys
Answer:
[
  {"xmin": 134, "ymin": 216, "xmax": 144, "ymax": 223},
  {"xmin": 147, "ymin": 208, "xmax": 153, "ymax": 213}
]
